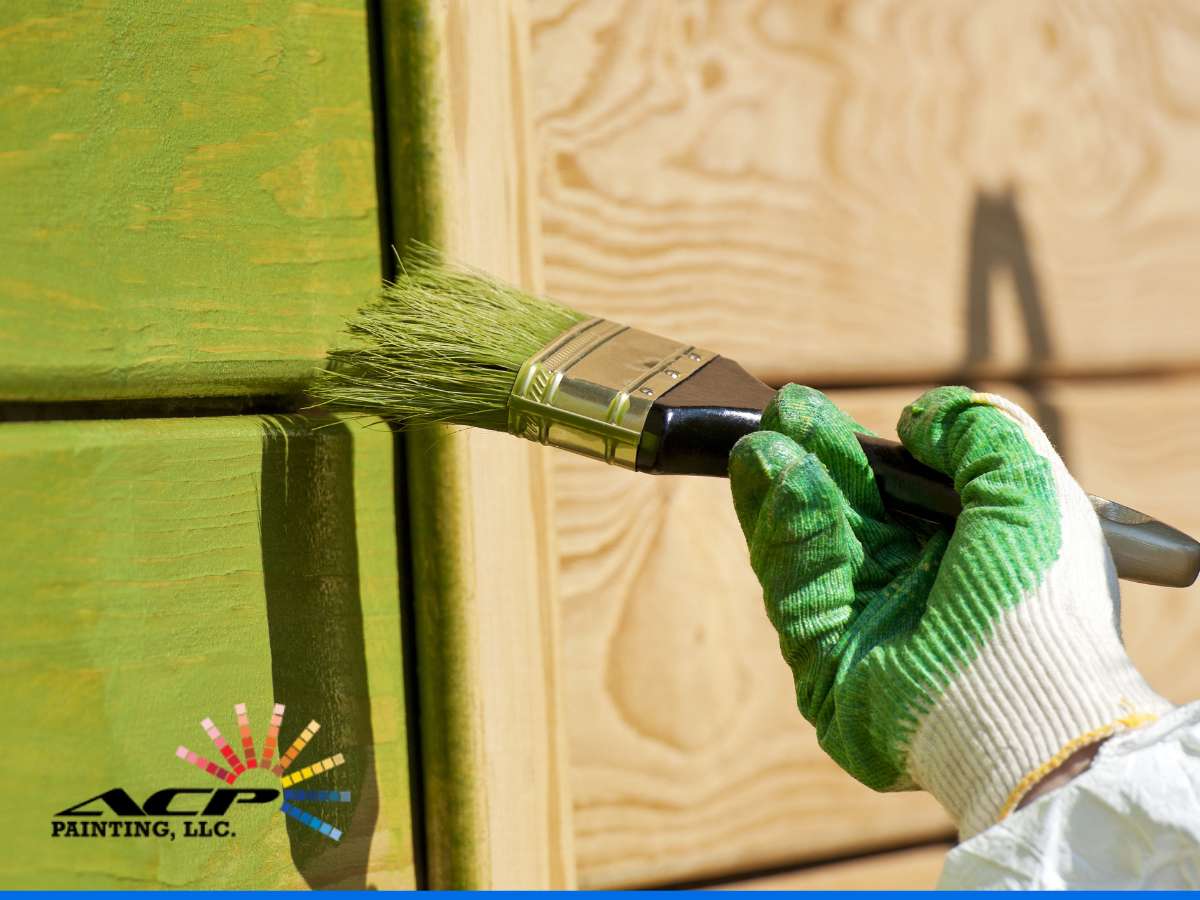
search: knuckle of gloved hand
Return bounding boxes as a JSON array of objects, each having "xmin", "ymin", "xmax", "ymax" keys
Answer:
[
  {"xmin": 730, "ymin": 431, "xmax": 840, "ymax": 544},
  {"xmin": 898, "ymin": 385, "xmax": 984, "ymax": 461},
  {"xmin": 730, "ymin": 430, "xmax": 805, "ymax": 490},
  {"xmin": 899, "ymin": 385, "xmax": 972, "ymax": 433},
  {"xmin": 761, "ymin": 384, "xmax": 832, "ymax": 442}
]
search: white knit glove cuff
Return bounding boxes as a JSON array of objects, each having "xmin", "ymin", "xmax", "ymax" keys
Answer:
[{"xmin": 908, "ymin": 604, "xmax": 1171, "ymax": 839}]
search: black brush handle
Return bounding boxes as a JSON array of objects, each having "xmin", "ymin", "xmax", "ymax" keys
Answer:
[
  {"xmin": 636, "ymin": 378, "xmax": 958, "ymax": 523},
  {"xmin": 635, "ymin": 357, "xmax": 1200, "ymax": 587},
  {"xmin": 634, "ymin": 358, "xmax": 959, "ymax": 523}
]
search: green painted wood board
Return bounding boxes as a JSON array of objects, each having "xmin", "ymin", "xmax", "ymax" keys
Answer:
[
  {"xmin": 0, "ymin": 2, "xmax": 380, "ymax": 400},
  {"xmin": 377, "ymin": 0, "xmax": 490, "ymax": 887},
  {"xmin": 0, "ymin": 415, "xmax": 415, "ymax": 888}
]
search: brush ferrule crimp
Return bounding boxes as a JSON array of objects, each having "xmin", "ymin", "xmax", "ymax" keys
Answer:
[{"xmin": 508, "ymin": 318, "xmax": 715, "ymax": 469}]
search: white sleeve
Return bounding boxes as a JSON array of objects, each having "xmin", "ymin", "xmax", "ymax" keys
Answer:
[{"xmin": 938, "ymin": 702, "xmax": 1200, "ymax": 889}]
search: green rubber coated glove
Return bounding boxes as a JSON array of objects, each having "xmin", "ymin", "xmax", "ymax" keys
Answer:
[{"xmin": 729, "ymin": 385, "xmax": 1170, "ymax": 838}]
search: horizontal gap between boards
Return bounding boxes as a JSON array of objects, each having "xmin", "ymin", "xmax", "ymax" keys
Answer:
[
  {"xmin": 765, "ymin": 363, "xmax": 1200, "ymax": 393},
  {"xmin": 0, "ymin": 362, "xmax": 1194, "ymax": 425},
  {"xmin": 655, "ymin": 832, "xmax": 958, "ymax": 891},
  {"xmin": 0, "ymin": 394, "xmax": 304, "ymax": 424}
]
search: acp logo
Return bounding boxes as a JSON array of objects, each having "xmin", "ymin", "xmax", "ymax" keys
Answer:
[{"xmin": 53, "ymin": 703, "xmax": 350, "ymax": 842}]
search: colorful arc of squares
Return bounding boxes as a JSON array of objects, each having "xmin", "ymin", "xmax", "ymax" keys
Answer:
[
  {"xmin": 174, "ymin": 746, "xmax": 235, "ymax": 784},
  {"xmin": 174, "ymin": 702, "xmax": 349, "ymax": 842},
  {"xmin": 262, "ymin": 703, "xmax": 284, "ymax": 769},
  {"xmin": 235, "ymin": 703, "xmax": 256, "ymax": 769},
  {"xmin": 280, "ymin": 802, "xmax": 343, "ymax": 841},
  {"xmin": 284, "ymin": 789, "xmax": 351, "ymax": 803},
  {"xmin": 272, "ymin": 720, "xmax": 320, "ymax": 776},
  {"xmin": 281, "ymin": 752, "xmax": 346, "ymax": 787},
  {"xmin": 202, "ymin": 717, "xmax": 246, "ymax": 775}
]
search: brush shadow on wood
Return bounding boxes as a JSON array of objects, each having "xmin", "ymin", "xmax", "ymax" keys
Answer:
[
  {"xmin": 960, "ymin": 188, "xmax": 1067, "ymax": 460},
  {"xmin": 258, "ymin": 416, "xmax": 380, "ymax": 889}
]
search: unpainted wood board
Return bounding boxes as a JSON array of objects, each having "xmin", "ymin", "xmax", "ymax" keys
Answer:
[
  {"xmin": 553, "ymin": 455, "xmax": 952, "ymax": 888},
  {"xmin": 556, "ymin": 377, "xmax": 1200, "ymax": 888},
  {"xmin": 530, "ymin": 0, "xmax": 1200, "ymax": 384},
  {"xmin": 0, "ymin": 2, "xmax": 380, "ymax": 400},
  {"xmin": 711, "ymin": 844, "xmax": 953, "ymax": 890},
  {"xmin": 0, "ymin": 415, "xmax": 414, "ymax": 888},
  {"xmin": 381, "ymin": 0, "xmax": 576, "ymax": 888}
]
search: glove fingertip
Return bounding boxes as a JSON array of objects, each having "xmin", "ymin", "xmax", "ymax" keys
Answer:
[
  {"xmin": 896, "ymin": 385, "xmax": 976, "ymax": 470},
  {"xmin": 761, "ymin": 384, "xmax": 836, "ymax": 439}
]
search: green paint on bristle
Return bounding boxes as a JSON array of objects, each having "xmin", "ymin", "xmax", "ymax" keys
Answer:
[{"xmin": 315, "ymin": 248, "xmax": 588, "ymax": 431}]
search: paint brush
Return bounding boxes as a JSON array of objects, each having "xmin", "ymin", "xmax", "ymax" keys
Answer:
[{"xmin": 313, "ymin": 250, "xmax": 1200, "ymax": 589}]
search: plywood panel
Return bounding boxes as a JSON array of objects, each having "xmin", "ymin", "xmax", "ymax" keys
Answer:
[
  {"xmin": 554, "ymin": 391, "xmax": 952, "ymax": 888},
  {"xmin": 531, "ymin": 0, "xmax": 1200, "ymax": 385},
  {"xmin": 1, "ymin": 415, "xmax": 414, "ymax": 889},
  {"xmin": 557, "ymin": 377, "xmax": 1200, "ymax": 888},
  {"xmin": 0, "ymin": 2, "xmax": 379, "ymax": 400},
  {"xmin": 379, "ymin": 0, "xmax": 575, "ymax": 888},
  {"xmin": 712, "ymin": 844, "xmax": 952, "ymax": 890}
]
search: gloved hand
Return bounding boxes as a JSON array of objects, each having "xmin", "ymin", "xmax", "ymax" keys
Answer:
[{"xmin": 729, "ymin": 385, "xmax": 1171, "ymax": 838}]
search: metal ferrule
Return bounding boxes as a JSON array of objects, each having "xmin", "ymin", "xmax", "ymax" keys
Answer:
[{"xmin": 507, "ymin": 317, "xmax": 716, "ymax": 469}]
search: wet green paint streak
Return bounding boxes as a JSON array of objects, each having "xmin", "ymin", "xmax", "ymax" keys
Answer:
[{"xmin": 380, "ymin": 0, "xmax": 446, "ymax": 265}]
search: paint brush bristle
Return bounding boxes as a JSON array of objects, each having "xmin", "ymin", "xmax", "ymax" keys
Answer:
[{"xmin": 312, "ymin": 248, "xmax": 587, "ymax": 431}]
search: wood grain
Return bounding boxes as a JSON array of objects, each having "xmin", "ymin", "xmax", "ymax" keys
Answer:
[
  {"xmin": 381, "ymin": 0, "xmax": 576, "ymax": 888},
  {"xmin": 529, "ymin": 6, "xmax": 1200, "ymax": 881},
  {"xmin": 0, "ymin": 1, "xmax": 380, "ymax": 400},
  {"xmin": 556, "ymin": 377, "xmax": 1200, "ymax": 887},
  {"xmin": 554, "ymin": 443, "xmax": 952, "ymax": 888},
  {"xmin": 0, "ymin": 415, "xmax": 414, "ymax": 889},
  {"xmin": 711, "ymin": 844, "xmax": 952, "ymax": 890},
  {"xmin": 530, "ymin": 0, "xmax": 1200, "ymax": 384}
]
